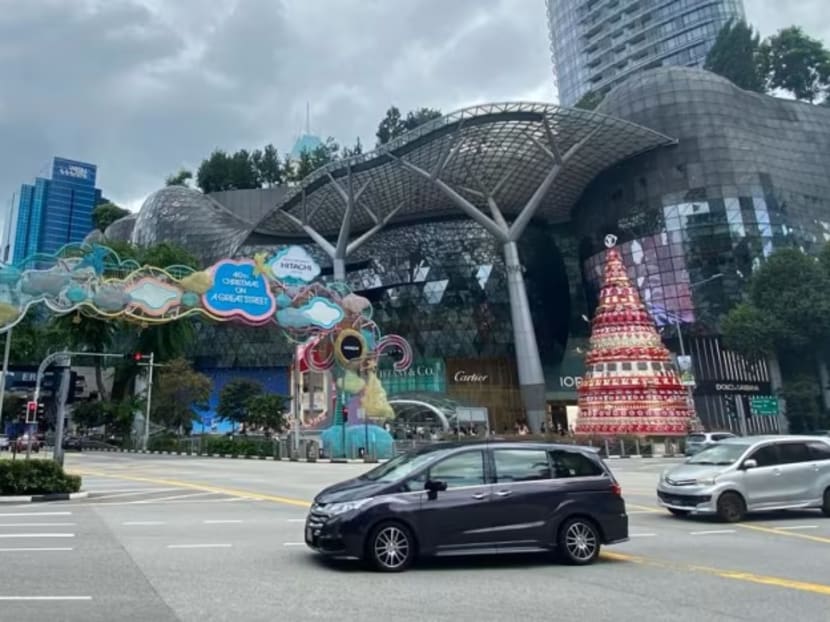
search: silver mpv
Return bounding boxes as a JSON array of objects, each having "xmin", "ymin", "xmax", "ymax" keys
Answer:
[{"xmin": 657, "ymin": 435, "xmax": 830, "ymax": 522}]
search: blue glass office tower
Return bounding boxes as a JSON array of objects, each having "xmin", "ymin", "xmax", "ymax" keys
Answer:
[{"xmin": 12, "ymin": 157, "xmax": 101, "ymax": 263}]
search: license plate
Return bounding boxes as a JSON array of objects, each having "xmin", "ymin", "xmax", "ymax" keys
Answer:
[{"xmin": 305, "ymin": 526, "xmax": 313, "ymax": 542}]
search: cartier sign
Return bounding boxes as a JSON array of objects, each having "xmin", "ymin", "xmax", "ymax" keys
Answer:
[{"xmin": 453, "ymin": 371, "xmax": 489, "ymax": 384}]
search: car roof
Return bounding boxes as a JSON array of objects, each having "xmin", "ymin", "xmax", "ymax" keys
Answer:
[
  {"xmin": 720, "ymin": 435, "xmax": 830, "ymax": 445},
  {"xmin": 410, "ymin": 439, "xmax": 598, "ymax": 456}
]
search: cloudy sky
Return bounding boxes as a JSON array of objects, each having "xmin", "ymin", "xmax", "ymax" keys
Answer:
[{"xmin": 0, "ymin": 0, "xmax": 827, "ymax": 227}]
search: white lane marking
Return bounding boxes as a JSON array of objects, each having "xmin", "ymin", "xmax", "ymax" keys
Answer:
[
  {"xmin": 0, "ymin": 512, "xmax": 71, "ymax": 517},
  {"xmin": 0, "ymin": 533, "xmax": 75, "ymax": 538},
  {"xmin": 0, "ymin": 523, "xmax": 76, "ymax": 527},
  {"xmin": 0, "ymin": 596, "xmax": 91, "ymax": 601},
  {"xmin": 203, "ymin": 520, "xmax": 243, "ymax": 524},
  {"xmin": 287, "ymin": 518, "xmax": 306, "ymax": 523},
  {"xmin": 690, "ymin": 529, "xmax": 735, "ymax": 536},
  {"xmin": 283, "ymin": 542, "xmax": 305, "ymax": 547},
  {"xmin": 91, "ymin": 488, "xmax": 178, "ymax": 500},
  {"xmin": 0, "ymin": 547, "xmax": 73, "ymax": 552},
  {"xmin": 167, "ymin": 543, "xmax": 232, "ymax": 549},
  {"xmin": 133, "ymin": 492, "xmax": 220, "ymax": 504},
  {"xmin": 629, "ymin": 533, "xmax": 657, "ymax": 538},
  {"xmin": 775, "ymin": 525, "xmax": 819, "ymax": 531},
  {"xmin": 122, "ymin": 521, "xmax": 166, "ymax": 526}
]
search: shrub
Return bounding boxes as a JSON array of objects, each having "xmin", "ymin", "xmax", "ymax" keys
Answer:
[{"xmin": 0, "ymin": 460, "xmax": 82, "ymax": 496}]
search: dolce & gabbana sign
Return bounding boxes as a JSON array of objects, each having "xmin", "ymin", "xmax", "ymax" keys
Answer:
[{"xmin": 453, "ymin": 370, "xmax": 489, "ymax": 384}]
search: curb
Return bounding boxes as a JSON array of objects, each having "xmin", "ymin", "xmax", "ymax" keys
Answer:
[
  {"xmin": 0, "ymin": 491, "xmax": 90, "ymax": 504},
  {"xmin": 81, "ymin": 447, "xmax": 375, "ymax": 463}
]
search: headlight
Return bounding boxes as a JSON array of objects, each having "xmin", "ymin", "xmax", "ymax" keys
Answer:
[
  {"xmin": 325, "ymin": 498, "xmax": 373, "ymax": 516},
  {"xmin": 696, "ymin": 477, "xmax": 717, "ymax": 486}
]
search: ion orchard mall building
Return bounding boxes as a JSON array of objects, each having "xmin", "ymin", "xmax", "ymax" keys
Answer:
[{"xmin": 94, "ymin": 67, "xmax": 830, "ymax": 435}]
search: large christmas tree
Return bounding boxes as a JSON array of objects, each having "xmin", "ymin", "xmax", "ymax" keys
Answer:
[{"xmin": 575, "ymin": 240, "xmax": 694, "ymax": 436}]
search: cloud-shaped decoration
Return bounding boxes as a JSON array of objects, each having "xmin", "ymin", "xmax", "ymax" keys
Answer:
[
  {"xmin": 341, "ymin": 293, "xmax": 371, "ymax": 316},
  {"xmin": 179, "ymin": 271, "xmax": 213, "ymax": 295},
  {"xmin": 21, "ymin": 270, "xmax": 71, "ymax": 298},
  {"xmin": 275, "ymin": 293, "xmax": 292, "ymax": 309},
  {"xmin": 301, "ymin": 298, "xmax": 344, "ymax": 329},
  {"xmin": 0, "ymin": 303, "xmax": 19, "ymax": 325},
  {"xmin": 66, "ymin": 285, "xmax": 88, "ymax": 304},
  {"xmin": 0, "ymin": 266, "xmax": 21, "ymax": 286},
  {"xmin": 276, "ymin": 307, "xmax": 312, "ymax": 328},
  {"xmin": 269, "ymin": 246, "xmax": 321, "ymax": 284},
  {"xmin": 93, "ymin": 285, "xmax": 130, "ymax": 313}
]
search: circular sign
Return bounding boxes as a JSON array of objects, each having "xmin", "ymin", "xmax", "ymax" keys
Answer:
[{"xmin": 335, "ymin": 329, "xmax": 367, "ymax": 368}]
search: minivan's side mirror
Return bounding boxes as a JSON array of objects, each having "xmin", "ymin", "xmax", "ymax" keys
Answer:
[
  {"xmin": 742, "ymin": 459, "xmax": 758, "ymax": 470},
  {"xmin": 425, "ymin": 479, "xmax": 448, "ymax": 493}
]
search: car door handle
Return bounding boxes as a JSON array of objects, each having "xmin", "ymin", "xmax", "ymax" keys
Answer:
[
  {"xmin": 471, "ymin": 492, "xmax": 488, "ymax": 500},
  {"xmin": 495, "ymin": 490, "xmax": 512, "ymax": 497}
]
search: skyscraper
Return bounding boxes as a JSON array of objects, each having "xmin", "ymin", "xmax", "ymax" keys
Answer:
[
  {"xmin": 11, "ymin": 157, "xmax": 101, "ymax": 263},
  {"xmin": 546, "ymin": 0, "xmax": 745, "ymax": 106}
]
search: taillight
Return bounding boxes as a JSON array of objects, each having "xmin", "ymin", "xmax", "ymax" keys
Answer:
[{"xmin": 611, "ymin": 483, "xmax": 622, "ymax": 496}]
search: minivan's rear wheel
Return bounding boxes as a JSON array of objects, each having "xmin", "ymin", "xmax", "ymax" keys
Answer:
[
  {"xmin": 368, "ymin": 522, "xmax": 414, "ymax": 572},
  {"xmin": 822, "ymin": 488, "xmax": 830, "ymax": 518},
  {"xmin": 668, "ymin": 508, "xmax": 690, "ymax": 517},
  {"xmin": 716, "ymin": 492, "xmax": 746, "ymax": 523},
  {"xmin": 558, "ymin": 518, "xmax": 600, "ymax": 565}
]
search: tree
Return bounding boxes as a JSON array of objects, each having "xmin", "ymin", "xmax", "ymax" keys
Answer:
[
  {"xmin": 92, "ymin": 202, "xmax": 130, "ymax": 232},
  {"xmin": 50, "ymin": 314, "xmax": 116, "ymax": 401},
  {"xmin": 704, "ymin": 20, "xmax": 765, "ymax": 93},
  {"xmin": 71, "ymin": 400, "xmax": 109, "ymax": 431},
  {"xmin": 229, "ymin": 149, "xmax": 260, "ymax": 189},
  {"xmin": 165, "ymin": 169, "xmax": 193, "ymax": 187},
  {"xmin": 574, "ymin": 90, "xmax": 606, "ymax": 110},
  {"xmin": 376, "ymin": 106, "xmax": 442, "ymax": 146},
  {"xmin": 341, "ymin": 137, "xmax": 363, "ymax": 158},
  {"xmin": 256, "ymin": 144, "xmax": 282, "ymax": 187},
  {"xmin": 760, "ymin": 26, "xmax": 830, "ymax": 102},
  {"xmin": 216, "ymin": 379, "xmax": 262, "ymax": 428},
  {"xmin": 196, "ymin": 150, "xmax": 232, "ymax": 193},
  {"xmin": 246, "ymin": 393, "xmax": 287, "ymax": 433},
  {"xmin": 721, "ymin": 302, "xmax": 775, "ymax": 361},
  {"xmin": 151, "ymin": 359, "xmax": 211, "ymax": 435}
]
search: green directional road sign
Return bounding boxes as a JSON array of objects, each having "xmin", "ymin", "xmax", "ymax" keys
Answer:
[{"xmin": 750, "ymin": 396, "xmax": 779, "ymax": 416}]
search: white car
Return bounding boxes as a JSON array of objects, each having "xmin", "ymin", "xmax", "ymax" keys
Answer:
[{"xmin": 0, "ymin": 434, "xmax": 9, "ymax": 450}]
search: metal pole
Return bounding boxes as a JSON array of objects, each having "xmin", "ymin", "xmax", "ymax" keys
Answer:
[
  {"xmin": 53, "ymin": 356, "xmax": 72, "ymax": 466},
  {"xmin": 292, "ymin": 345, "xmax": 301, "ymax": 456},
  {"xmin": 735, "ymin": 395, "xmax": 749, "ymax": 437},
  {"xmin": 675, "ymin": 316, "xmax": 686, "ymax": 356},
  {"xmin": 0, "ymin": 327, "xmax": 13, "ymax": 429},
  {"xmin": 142, "ymin": 353, "xmax": 155, "ymax": 451}
]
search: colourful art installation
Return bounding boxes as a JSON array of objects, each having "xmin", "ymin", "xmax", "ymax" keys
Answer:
[
  {"xmin": 0, "ymin": 243, "xmax": 411, "ymax": 418},
  {"xmin": 574, "ymin": 237, "xmax": 694, "ymax": 437}
]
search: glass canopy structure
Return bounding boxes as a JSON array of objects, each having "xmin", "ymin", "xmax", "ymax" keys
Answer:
[{"xmin": 257, "ymin": 102, "xmax": 675, "ymax": 432}]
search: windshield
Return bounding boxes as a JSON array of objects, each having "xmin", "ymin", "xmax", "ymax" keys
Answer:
[
  {"xmin": 687, "ymin": 443, "xmax": 750, "ymax": 465},
  {"xmin": 687, "ymin": 434, "xmax": 706, "ymax": 442},
  {"xmin": 360, "ymin": 451, "xmax": 438, "ymax": 483}
]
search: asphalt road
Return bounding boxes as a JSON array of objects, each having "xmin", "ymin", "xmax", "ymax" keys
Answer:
[{"xmin": 0, "ymin": 452, "xmax": 827, "ymax": 621}]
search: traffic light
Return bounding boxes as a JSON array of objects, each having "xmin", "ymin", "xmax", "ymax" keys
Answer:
[
  {"xmin": 722, "ymin": 394, "xmax": 737, "ymax": 419},
  {"xmin": 128, "ymin": 352, "xmax": 145, "ymax": 362},
  {"xmin": 25, "ymin": 401, "xmax": 37, "ymax": 424}
]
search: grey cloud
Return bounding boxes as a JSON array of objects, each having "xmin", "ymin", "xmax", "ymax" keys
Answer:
[{"xmin": 0, "ymin": 0, "xmax": 825, "ymax": 229}]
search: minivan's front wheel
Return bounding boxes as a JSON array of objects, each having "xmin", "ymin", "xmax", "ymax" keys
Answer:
[
  {"xmin": 716, "ymin": 492, "xmax": 746, "ymax": 523},
  {"xmin": 368, "ymin": 522, "xmax": 414, "ymax": 572},
  {"xmin": 558, "ymin": 518, "xmax": 600, "ymax": 565}
]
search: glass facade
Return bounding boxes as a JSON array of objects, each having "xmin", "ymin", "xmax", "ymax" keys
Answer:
[
  {"xmin": 546, "ymin": 0, "xmax": 744, "ymax": 105},
  {"xmin": 11, "ymin": 157, "xmax": 101, "ymax": 263}
]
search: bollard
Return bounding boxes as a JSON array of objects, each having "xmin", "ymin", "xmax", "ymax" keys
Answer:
[
  {"xmin": 603, "ymin": 438, "xmax": 610, "ymax": 457},
  {"xmin": 620, "ymin": 438, "xmax": 626, "ymax": 457},
  {"xmin": 634, "ymin": 437, "xmax": 640, "ymax": 456}
]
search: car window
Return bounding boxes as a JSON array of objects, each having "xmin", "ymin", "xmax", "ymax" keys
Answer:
[
  {"xmin": 778, "ymin": 442, "xmax": 811, "ymax": 464},
  {"xmin": 712, "ymin": 434, "xmax": 732, "ymax": 441},
  {"xmin": 807, "ymin": 441, "xmax": 830, "ymax": 461},
  {"xmin": 748, "ymin": 444, "xmax": 780, "ymax": 467},
  {"xmin": 493, "ymin": 449, "xmax": 551, "ymax": 483},
  {"xmin": 687, "ymin": 434, "xmax": 706, "ymax": 443},
  {"xmin": 428, "ymin": 451, "xmax": 485, "ymax": 489},
  {"xmin": 550, "ymin": 450, "xmax": 604, "ymax": 478}
]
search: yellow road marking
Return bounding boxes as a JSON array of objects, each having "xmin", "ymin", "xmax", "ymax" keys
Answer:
[
  {"xmin": 70, "ymin": 469, "xmax": 311, "ymax": 508},
  {"xmin": 738, "ymin": 523, "xmax": 830, "ymax": 545},
  {"xmin": 602, "ymin": 551, "xmax": 830, "ymax": 597}
]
